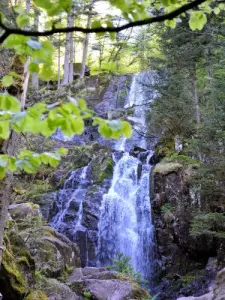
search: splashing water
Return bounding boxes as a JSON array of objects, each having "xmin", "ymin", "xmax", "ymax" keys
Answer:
[{"xmin": 98, "ymin": 152, "xmax": 155, "ymax": 280}]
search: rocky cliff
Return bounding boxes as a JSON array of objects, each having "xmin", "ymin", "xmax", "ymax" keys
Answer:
[{"xmin": 1, "ymin": 73, "xmax": 225, "ymax": 300}]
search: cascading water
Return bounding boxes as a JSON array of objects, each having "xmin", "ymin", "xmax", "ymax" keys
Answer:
[
  {"xmin": 49, "ymin": 71, "xmax": 158, "ymax": 283},
  {"xmin": 115, "ymin": 71, "xmax": 157, "ymax": 152},
  {"xmin": 98, "ymin": 72, "xmax": 157, "ymax": 282},
  {"xmin": 50, "ymin": 165, "xmax": 94, "ymax": 266},
  {"xmin": 98, "ymin": 152, "xmax": 154, "ymax": 280},
  {"xmin": 51, "ymin": 165, "xmax": 89, "ymax": 232}
]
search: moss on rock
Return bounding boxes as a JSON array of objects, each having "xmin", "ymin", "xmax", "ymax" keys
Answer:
[
  {"xmin": 25, "ymin": 290, "xmax": 48, "ymax": 300},
  {"xmin": 154, "ymin": 162, "xmax": 183, "ymax": 175},
  {"xmin": 1, "ymin": 240, "xmax": 27, "ymax": 298}
]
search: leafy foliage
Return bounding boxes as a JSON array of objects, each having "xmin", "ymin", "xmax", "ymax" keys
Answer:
[
  {"xmin": 191, "ymin": 213, "xmax": 225, "ymax": 238},
  {"xmin": 108, "ymin": 253, "xmax": 144, "ymax": 284},
  {"xmin": 0, "ymin": 94, "xmax": 131, "ymax": 178}
]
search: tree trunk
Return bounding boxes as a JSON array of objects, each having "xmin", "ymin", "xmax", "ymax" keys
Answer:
[
  {"xmin": 80, "ymin": 13, "xmax": 92, "ymax": 78},
  {"xmin": 32, "ymin": 10, "xmax": 39, "ymax": 91},
  {"xmin": 62, "ymin": 11, "xmax": 74, "ymax": 85},
  {"xmin": 191, "ymin": 64, "xmax": 201, "ymax": 124},
  {"xmin": 57, "ymin": 33, "xmax": 61, "ymax": 89},
  {"xmin": 21, "ymin": 0, "xmax": 31, "ymax": 109},
  {"xmin": 69, "ymin": 34, "xmax": 74, "ymax": 83},
  {"xmin": 0, "ymin": 132, "xmax": 20, "ymax": 267},
  {"xmin": 21, "ymin": 58, "xmax": 30, "ymax": 111}
]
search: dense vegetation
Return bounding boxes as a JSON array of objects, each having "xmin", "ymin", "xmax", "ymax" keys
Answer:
[{"xmin": 0, "ymin": 0, "xmax": 225, "ymax": 299}]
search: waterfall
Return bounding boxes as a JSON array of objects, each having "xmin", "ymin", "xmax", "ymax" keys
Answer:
[
  {"xmin": 51, "ymin": 165, "xmax": 90, "ymax": 237},
  {"xmin": 115, "ymin": 71, "xmax": 157, "ymax": 152},
  {"xmin": 98, "ymin": 72, "xmax": 157, "ymax": 281},
  {"xmin": 98, "ymin": 152, "xmax": 154, "ymax": 280},
  {"xmin": 49, "ymin": 71, "xmax": 157, "ymax": 282}
]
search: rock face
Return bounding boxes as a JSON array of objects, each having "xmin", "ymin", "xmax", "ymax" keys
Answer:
[
  {"xmin": 177, "ymin": 267, "xmax": 225, "ymax": 300},
  {"xmin": 67, "ymin": 267, "xmax": 150, "ymax": 300},
  {"xmin": 152, "ymin": 162, "xmax": 225, "ymax": 299},
  {"xmin": 45, "ymin": 278, "xmax": 80, "ymax": 300},
  {"xmin": 45, "ymin": 144, "xmax": 114, "ymax": 267},
  {"xmin": 0, "ymin": 202, "xmax": 81, "ymax": 300}
]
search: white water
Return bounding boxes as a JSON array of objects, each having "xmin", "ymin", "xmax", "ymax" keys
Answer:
[
  {"xmin": 98, "ymin": 152, "xmax": 154, "ymax": 279},
  {"xmin": 115, "ymin": 72, "xmax": 157, "ymax": 152},
  {"xmin": 51, "ymin": 165, "xmax": 89, "ymax": 232},
  {"xmin": 98, "ymin": 72, "xmax": 158, "ymax": 281},
  {"xmin": 50, "ymin": 72, "xmax": 157, "ymax": 281}
]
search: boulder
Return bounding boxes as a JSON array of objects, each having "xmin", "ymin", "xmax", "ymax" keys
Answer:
[
  {"xmin": 9, "ymin": 203, "xmax": 41, "ymax": 220},
  {"xmin": 15, "ymin": 224, "xmax": 81, "ymax": 277},
  {"xmin": 177, "ymin": 267, "xmax": 225, "ymax": 300},
  {"xmin": 44, "ymin": 278, "xmax": 80, "ymax": 300},
  {"xmin": 67, "ymin": 267, "xmax": 150, "ymax": 300},
  {"xmin": 25, "ymin": 228, "xmax": 81, "ymax": 277}
]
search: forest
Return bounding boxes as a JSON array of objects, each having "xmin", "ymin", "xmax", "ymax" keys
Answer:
[{"xmin": 0, "ymin": 0, "xmax": 225, "ymax": 300}]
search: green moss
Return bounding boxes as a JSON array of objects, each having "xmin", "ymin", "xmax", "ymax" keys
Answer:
[
  {"xmin": 163, "ymin": 153, "xmax": 200, "ymax": 166},
  {"xmin": 154, "ymin": 162, "xmax": 183, "ymax": 175},
  {"xmin": 155, "ymin": 138, "xmax": 174, "ymax": 158},
  {"xmin": 161, "ymin": 203, "xmax": 175, "ymax": 214},
  {"xmin": 98, "ymin": 157, "xmax": 114, "ymax": 183},
  {"xmin": 25, "ymin": 290, "xmax": 48, "ymax": 300},
  {"xmin": 2, "ymin": 249, "xmax": 26, "ymax": 295},
  {"xmin": 16, "ymin": 256, "xmax": 30, "ymax": 266},
  {"xmin": 181, "ymin": 274, "xmax": 196, "ymax": 287},
  {"xmin": 132, "ymin": 283, "xmax": 150, "ymax": 299}
]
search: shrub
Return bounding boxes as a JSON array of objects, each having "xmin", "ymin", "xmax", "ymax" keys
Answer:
[
  {"xmin": 108, "ymin": 253, "xmax": 145, "ymax": 284},
  {"xmin": 191, "ymin": 212, "xmax": 225, "ymax": 238}
]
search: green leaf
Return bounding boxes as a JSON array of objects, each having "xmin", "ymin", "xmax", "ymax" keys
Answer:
[
  {"xmin": 33, "ymin": 0, "xmax": 52, "ymax": 10},
  {"xmin": 40, "ymin": 65, "xmax": 54, "ymax": 80},
  {"xmin": 78, "ymin": 98, "xmax": 87, "ymax": 110},
  {"xmin": 214, "ymin": 7, "xmax": 220, "ymax": 15},
  {"xmin": 57, "ymin": 148, "xmax": 68, "ymax": 156},
  {"xmin": 69, "ymin": 117, "xmax": 84, "ymax": 134},
  {"xmin": 98, "ymin": 122, "xmax": 112, "ymax": 138},
  {"xmin": 29, "ymin": 62, "xmax": 39, "ymax": 73},
  {"xmin": 91, "ymin": 20, "xmax": 102, "ymax": 28},
  {"xmin": 0, "ymin": 120, "xmax": 10, "ymax": 139},
  {"xmin": 189, "ymin": 11, "xmax": 207, "ymax": 31},
  {"xmin": 8, "ymin": 157, "xmax": 17, "ymax": 172},
  {"xmin": 0, "ymin": 166, "xmax": 6, "ymax": 179},
  {"xmin": 0, "ymin": 94, "xmax": 20, "ymax": 112},
  {"xmin": 122, "ymin": 121, "xmax": 132, "ymax": 138},
  {"xmin": 2, "ymin": 76, "xmax": 13, "ymax": 87},
  {"xmin": 165, "ymin": 19, "xmax": 176, "ymax": 29},
  {"xmin": 16, "ymin": 15, "xmax": 29, "ymax": 28}
]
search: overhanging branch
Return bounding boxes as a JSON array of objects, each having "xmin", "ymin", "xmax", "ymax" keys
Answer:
[{"xmin": 0, "ymin": 0, "xmax": 210, "ymax": 43}]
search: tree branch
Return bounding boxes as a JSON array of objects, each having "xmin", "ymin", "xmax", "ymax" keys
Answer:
[{"xmin": 0, "ymin": 0, "xmax": 208, "ymax": 44}]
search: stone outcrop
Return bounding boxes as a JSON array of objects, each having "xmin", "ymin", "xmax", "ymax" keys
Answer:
[
  {"xmin": 177, "ymin": 267, "xmax": 225, "ymax": 300},
  {"xmin": 67, "ymin": 267, "xmax": 150, "ymax": 300},
  {"xmin": 152, "ymin": 160, "xmax": 225, "ymax": 299}
]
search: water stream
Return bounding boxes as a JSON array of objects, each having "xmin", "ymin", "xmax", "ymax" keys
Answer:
[
  {"xmin": 98, "ymin": 152, "xmax": 154, "ymax": 280},
  {"xmin": 50, "ymin": 71, "xmax": 157, "ymax": 283}
]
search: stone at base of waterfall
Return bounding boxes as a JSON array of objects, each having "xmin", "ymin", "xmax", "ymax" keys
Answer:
[
  {"xmin": 67, "ymin": 267, "xmax": 149, "ymax": 300},
  {"xmin": 177, "ymin": 291, "xmax": 213, "ymax": 300},
  {"xmin": 0, "ymin": 293, "xmax": 2, "ymax": 300},
  {"xmin": 44, "ymin": 278, "xmax": 80, "ymax": 300},
  {"xmin": 177, "ymin": 267, "xmax": 225, "ymax": 300}
]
